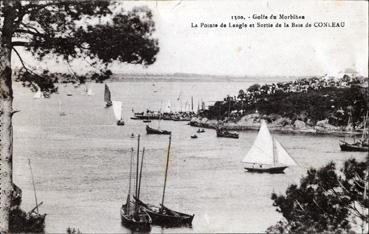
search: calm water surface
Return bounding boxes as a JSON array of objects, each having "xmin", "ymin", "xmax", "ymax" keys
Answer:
[{"xmin": 12, "ymin": 81, "xmax": 367, "ymax": 233}]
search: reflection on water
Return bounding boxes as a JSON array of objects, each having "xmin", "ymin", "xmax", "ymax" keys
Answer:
[{"xmin": 12, "ymin": 81, "xmax": 367, "ymax": 233}]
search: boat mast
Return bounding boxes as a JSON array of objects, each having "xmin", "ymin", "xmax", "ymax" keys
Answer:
[
  {"xmin": 272, "ymin": 137, "xmax": 278, "ymax": 165},
  {"xmin": 127, "ymin": 148, "xmax": 134, "ymax": 215},
  {"xmin": 135, "ymin": 135, "xmax": 140, "ymax": 198},
  {"xmin": 361, "ymin": 111, "xmax": 368, "ymax": 142},
  {"xmin": 191, "ymin": 96, "xmax": 194, "ymax": 111},
  {"xmin": 28, "ymin": 159, "xmax": 39, "ymax": 214},
  {"xmin": 161, "ymin": 135, "xmax": 172, "ymax": 209},
  {"xmin": 137, "ymin": 147, "xmax": 145, "ymax": 200}
]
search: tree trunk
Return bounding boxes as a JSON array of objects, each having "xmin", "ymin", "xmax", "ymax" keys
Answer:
[{"xmin": 0, "ymin": 1, "xmax": 16, "ymax": 232}]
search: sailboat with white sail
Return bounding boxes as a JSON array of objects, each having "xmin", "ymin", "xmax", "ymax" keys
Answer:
[
  {"xmin": 58, "ymin": 100, "xmax": 66, "ymax": 116},
  {"xmin": 85, "ymin": 84, "xmax": 93, "ymax": 96},
  {"xmin": 112, "ymin": 101, "xmax": 125, "ymax": 126},
  {"xmin": 33, "ymin": 90, "xmax": 44, "ymax": 99},
  {"xmin": 242, "ymin": 120, "xmax": 297, "ymax": 173}
]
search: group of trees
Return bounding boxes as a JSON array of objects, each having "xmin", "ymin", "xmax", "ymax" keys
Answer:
[
  {"xmin": 1, "ymin": 1, "xmax": 159, "ymax": 232},
  {"xmin": 267, "ymin": 156, "xmax": 369, "ymax": 233},
  {"xmin": 203, "ymin": 81, "xmax": 368, "ymax": 128}
]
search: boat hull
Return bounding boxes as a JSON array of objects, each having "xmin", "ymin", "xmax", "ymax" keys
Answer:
[
  {"xmin": 339, "ymin": 142, "xmax": 369, "ymax": 152},
  {"xmin": 244, "ymin": 166, "xmax": 288, "ymax": 174},
  {"xmin": 134, "ymin": 197, "xmax": 194, "ymax": 227},
  {"xmin": 145, "ymin": 209, "xmax": 194, "ymax": 227},
  {"xmin": 146, "ymin": 125, "xmax": 171, "ymax": 135},
  {"xmin": 216, "ymin": 129, "xmax": 239, "ymax": 139},
  {"xmin": 117, "ymin": 120, "xmax": 125, "ymax": 126},
  {"xmin": 120, "ymin": 206, "xmax": 151, "ymax": 231},
  {"xmin": 10, "ymin": 210, "xmax": 46, "ymax": 233}
]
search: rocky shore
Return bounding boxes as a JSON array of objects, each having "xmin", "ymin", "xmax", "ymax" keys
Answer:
[{"xmin": 189, "ymin": 114, "xmax": 363, "ymax": 137}]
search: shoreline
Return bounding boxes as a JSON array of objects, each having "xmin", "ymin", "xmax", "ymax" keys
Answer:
[{"xmin": 189, "ymin": 117, "xmax": 363, "ymax": 137}]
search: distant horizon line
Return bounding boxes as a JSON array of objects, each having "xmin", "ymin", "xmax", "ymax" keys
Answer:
[{"xmin": 112, "ymin": 71, "xmax": 366, "ymax": 79}]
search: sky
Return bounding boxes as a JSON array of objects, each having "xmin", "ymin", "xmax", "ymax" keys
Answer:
[{"xmin": 14, "ymin": 0, "xmax": 368, "ymax": 77}]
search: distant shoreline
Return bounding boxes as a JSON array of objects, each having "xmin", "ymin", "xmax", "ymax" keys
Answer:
[{"xmin": 189, "ymin": 117, "xmax": 363, "ymax": 137}]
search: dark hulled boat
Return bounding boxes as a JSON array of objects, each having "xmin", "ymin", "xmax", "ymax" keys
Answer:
[
  {"xmin": 10, "ymin": 208, "xmax": 46, "ymax": 233},
  {"xmin": 10, "ymin": 162, "xmax": 46, "ymax": 233},
  {"xmin": 339, "ymin": 112, "xmax": 368, "ymax": 152},
  {"xmin": 242, "ymin": 120, "xmax": 297, "ymax": 174},
  {"xmin": 216, "ymin": 128, "xmax": 239, "ymax": 139},
  {"xmin": 339, "ymin": 140, "xmax": 369, "ymax": 152},
  {"xmin": 120, "ymin": 202, "xmax": 151, "ymax": 231},
  {"xmin": 146, "ymin": 125, "xmax": 171, "ymax": 135},
  {"xmin": 244, "ymin": 165, "xmax": 288, "ymax": 174},
  {"xmin": 134, "ymin": 197, "xmax": 194, "ymax": 227},
  {"xmin": 120, "ymin": 139, "xmax": 152, "ymax": 231},
  {"xmin": 134, "ymin": 135, "xmax": 194, "ymax": 227}
]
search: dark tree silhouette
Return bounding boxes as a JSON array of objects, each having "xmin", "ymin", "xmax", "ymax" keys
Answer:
[
  {"xmin": 0, "ymin": 1, "xmax": 159, "ymax": 231},
  {"xmin": 267, "ymin": 156, "xmax": 369, "ymax": 233}
]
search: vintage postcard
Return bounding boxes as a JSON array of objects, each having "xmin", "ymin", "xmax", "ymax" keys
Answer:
[{"xmin": 0, "ymin": 0, "xmax": 368, "ymax": 233}]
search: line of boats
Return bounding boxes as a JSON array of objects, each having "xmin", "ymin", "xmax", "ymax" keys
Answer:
[{"xmin": 120, "ymin": 135, "xmax": 194, "ymax": 231}]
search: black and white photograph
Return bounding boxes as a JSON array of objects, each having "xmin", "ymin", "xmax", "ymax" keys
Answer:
[{"xmin": 0, "ymin": 0, "xmax": 368, "ymax": 233}]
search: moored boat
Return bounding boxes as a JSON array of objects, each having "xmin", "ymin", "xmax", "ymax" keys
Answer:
[
  {"xmin": 10, "ymin": 161, "xmax": 46, "ymax": 233},
  {"xmin": 216, "ymin": 127, "xmax": 239, "ymax": 139},
  {"xmin": 134, "ymin": 197, "xmax": 194, "ymax": 227},
  {"xmin": 146, "ymin": 125, "xmax": 171, "ymax": 135},
  {"xmin": 134, "ymin": 135, "xmax": 194, "ymax": 227},
  {"xmin": 339, "ymin": 112, "xmax": 368, "ymax": 152},
  {"xmin": 120, "ymin": 141, "xmax": 152, "ymax": 231},
  {"xmin": 339, "ymin": 140, "xmax": 369, "ymax": 152},
  {"xmin": 242, "ymin": 120, "xmax": 297, "ymax": 173}
]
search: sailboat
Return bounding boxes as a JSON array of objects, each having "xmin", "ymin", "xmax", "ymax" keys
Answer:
[
  {"xmin": 146, "ymin": 107, "xmax": 171, "ymax": 135},
  {"xmin": 120, "ymin": 138, "xmax": 152, "ymax": 231},
  {"xmin": 339, "ymin": 112, "xmax": 369, "ymax": 152},
  {"xmin": 10, "ymin": 160, "xmax": 47, "ymax": 232},
  {"xmin": 33, "ymin": 90, "xmax": 44, "ymax": 99},
  {"xmin": 112, "ymin": 101, "xmax": 125, "ymax": 126},
  {"xmin": 134, "ymin": 135, "xmax": 194, "ymax": 227},
  {"xmin": 58, "ymin": 100, "xmax": 66, "ymax": 116},
  {"xmin": 85, "ymin": 85, "xmax": 93, "ymax": 96},
  {"xmin": 104, "ymin": 84, "xmax": 113, "ymax": 107},
  {"xmin": 242, "ymin": 120, "xmax": 297, "ymax": 173}
]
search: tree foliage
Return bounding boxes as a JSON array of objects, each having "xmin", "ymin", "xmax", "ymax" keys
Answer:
[
  {"xmin": 267, "ymin": 156, "xmax": 369, "ymax": 233},
  {"xmin": 2, "ymin": 0, "xmax": 159, "ymax": 92}
]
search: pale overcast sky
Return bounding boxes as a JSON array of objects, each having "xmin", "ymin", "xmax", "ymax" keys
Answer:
[{"xmin": 14, "ymin": 0, "xmax": 368, "ymax": 77}]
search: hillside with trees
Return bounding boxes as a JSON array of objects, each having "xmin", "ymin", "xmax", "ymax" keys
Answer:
[{"xmin": 196, "ymin": 75, "xmax": 368, "ymax": 132}]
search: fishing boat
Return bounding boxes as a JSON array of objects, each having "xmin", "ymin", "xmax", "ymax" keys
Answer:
[
  {"xmin": 10, "ymin": 161, "xmax": 46, "ymax": 233},
  {"xmin": 112, "ymin": 101, "xmax": 125, "ymax": 126},
  {"xmin": 134, "ymin": 136, "xmax": 194, "ymax": 227},
  {"xmin": 339, "ymin": 112, "xmax": 368, "ymax": 152},
  {"xmin": 33, "ymin": 90, "xmax": 44, "ymax": 99},
  {"xmin": 58, "ymin": 100, "xmax": 66, "ymax": 116},
  {"xmin": 242, "ymin": 120, "xmax": 297, "ymax": 173},
  {"xmin": 146, "ymin": 125, "xmax": 171, "ymax": 135},
  {"xmin": 104, "ymin": 84, "xmax": 113, "ymax": 107},
  {"xmin": 216, "ymin": 127, "xmax": 239, "ymax": 139},
  {"xmin": 120, "ymin": 139, "xmax": 152, "ymax": 231}
]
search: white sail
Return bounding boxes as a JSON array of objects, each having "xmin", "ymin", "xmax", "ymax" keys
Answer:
[
  {"xmin": 274, "ymin": 139, "xmax": 297, "ymax": 166},
  {"xmin": 87, "ymin": 88, "xmax": 93, "ymax": 96},
  {"xmin": 112, "ymin": 101, "xmax": 122, "ymax": 120},
  {"xmin": 242, "ymin": 120, "xmax": 274, "ymax": 165},
  {"xmin": 165, "ymin": 101, "xmax": 171, "ymax": 113},
  {"xmin": 33, "ymin": 90, "xmax": 44, "ymax": 99}
]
